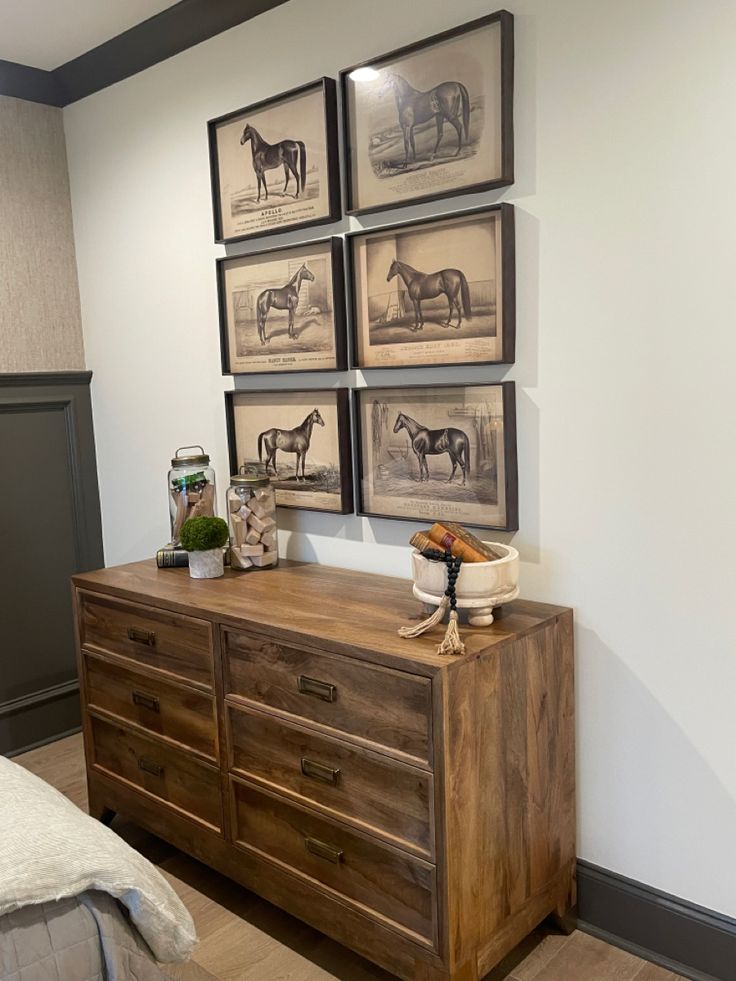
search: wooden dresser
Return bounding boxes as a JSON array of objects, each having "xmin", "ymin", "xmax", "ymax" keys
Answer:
[{"xmin": 72, "ymin": 559, "xmax": 575, "ymax": 981}]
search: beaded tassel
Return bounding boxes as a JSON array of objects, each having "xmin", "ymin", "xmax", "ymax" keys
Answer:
[{"xmin": 398, "ymin": 550, "xmax": 466, "ymax": 656}]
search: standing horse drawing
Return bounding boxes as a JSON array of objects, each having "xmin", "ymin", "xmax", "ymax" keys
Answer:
[
  {"xmin": 381, "ymin": 73, "xmax": 470, "ymax": 166},
  {"xmin": 393, "ymin": 412, "xmax": 470, "ymax": 484},
  {"xmin": 258, "ymin": 408, "xmax": 325, "ymax": 480},
  {"xmin": 240, "ymin": 124, "xmax": 306, "ymax": 202},
  {"xmin": 256, "ymin": 264, "xmax": 315, "ymax": 345},
  {"xmin": 387, "ymin": 259, "xmax": 471, "ymax": 331}
]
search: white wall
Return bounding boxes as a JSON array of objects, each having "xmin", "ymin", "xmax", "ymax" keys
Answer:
[{"xmin": 63, "ymin": 0, "xmax": 736, "ymax": 918}]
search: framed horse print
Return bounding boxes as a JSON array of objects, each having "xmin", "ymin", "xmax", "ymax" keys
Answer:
[
  {"xmin": 340, "ymin": 11, "xmax": 514, "ymax": 216},
  {"xmin": 225, "ymin": 389, "xmax": 353, "ymax": 514},
  {"xmin": 208, "ymin": 77, "xmax": 341, "ymax": 244},
  {"xmin": 353, "ymin": 382, "xmax": 517, "ymax": 530},
  {"xmin": 348, "ymin": 204, "xmax": 514, "ymax": 369},
  {"xmin": 217, "ymin": 238, "xmax": 347, "ymax": 375}
]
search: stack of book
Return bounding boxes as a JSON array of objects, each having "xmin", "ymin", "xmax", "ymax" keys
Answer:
[{"xmin": 410, "ymin": 522, "xmax": 505, "ymax": 562}]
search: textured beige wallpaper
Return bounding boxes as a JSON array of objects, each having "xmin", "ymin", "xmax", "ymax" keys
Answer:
[{"xmin": 0, "ymin": 95, "xmax": 85, "ymax": 372}]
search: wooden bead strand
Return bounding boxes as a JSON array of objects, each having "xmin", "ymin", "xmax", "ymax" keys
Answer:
[{"xmin": 397, "ymin": 548, "xmax": 466, "ymax": 656}]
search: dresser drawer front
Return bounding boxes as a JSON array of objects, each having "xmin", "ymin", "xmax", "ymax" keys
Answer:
[
  {"xmin": 224, "ymin": 630, "xmax": 432, "ymax": 765},
  {"xmin": 90, "ymin": 716, "xmax": 222, "ymax": 832},
  {"xmin": 231, "ymin": 779, "xmax": 436, "ymax": 947},
  {"xmin": 227, "ymin": 705, "xmax": 433, "ymax": 858},
  {"xmin": 85, "ymin": 655, "xmax": 217, "ymax": 760},
  {"xmin": 80, "ymin": 593, "xmax": 213, "ymax": 689}
]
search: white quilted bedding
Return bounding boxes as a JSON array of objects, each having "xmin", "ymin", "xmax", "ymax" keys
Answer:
[{"xmin": 0, "ymin": 755, "xmax": 196, "ymax": 963}]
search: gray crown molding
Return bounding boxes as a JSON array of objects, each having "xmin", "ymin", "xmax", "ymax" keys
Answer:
[
  {"xmin": 0, "ymin": 0, "xmax": 288, "ymax": 107},
  {"xmin": 0, "ymin": 59, "xmax": 64, "ymax": 106}
]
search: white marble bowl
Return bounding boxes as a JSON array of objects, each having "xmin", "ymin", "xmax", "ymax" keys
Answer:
[{"xmin": 411, "ymin": 542, "xmax": 520, "ymax": 626}]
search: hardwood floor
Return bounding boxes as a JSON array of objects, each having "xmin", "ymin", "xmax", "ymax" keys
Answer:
[{"xmin": 13, "ymin": 734, "xmax": 685, "ymax": 981}]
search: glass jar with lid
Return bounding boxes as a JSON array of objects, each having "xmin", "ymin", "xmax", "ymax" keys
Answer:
[
  {"xmin": 168, "ymin": 445, "xmax": 216, "ymax": 546},
  {"xmin": 227, "ymin": 467, "xmax": 278, "ymax": 571}
]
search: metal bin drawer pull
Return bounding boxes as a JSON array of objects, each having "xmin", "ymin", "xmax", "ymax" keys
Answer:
[
  {"xmin": 131, "ymin": 690, "xmax": 160, "ymax": 713},
  {"xmin": 127, "ymin": 627, "xmax": 156, "ymax": 647},
  {"xmin": 305, "ymin": 836, "xmax": 343, "ymax": 864},
  {"xmin": 297, "ymin": 675, "xmax": 336, "ymax": 702},
  {"xmin": 138, "ymin": 756, "xmax": 163, "ymax": 777},
  {"xmin": 301, "ymin": 757, "xmax": 340, "ymax": 786}
]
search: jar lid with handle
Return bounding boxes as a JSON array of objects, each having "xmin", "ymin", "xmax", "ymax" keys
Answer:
[
  {"xmin": 229, "ymin": 463, "xmax": 270, "ymax": 488},
  {"xmin": 171, "ymin": 444, "xmax": 210, "ymax": 468}
]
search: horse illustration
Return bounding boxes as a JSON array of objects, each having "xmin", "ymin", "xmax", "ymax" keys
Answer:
[
  {"xmin": 258, "ymin": 408, "xmax": 325, "ymax": 480},
  {"xmin": 255, "ymin": 264, "xmax": 315, "ymax": 345},
  {"xmin": 393, "ymin": 411, "xmax": 470, "ymax": 485},
  {"xmin": 240, "ymin": 124, "xmax": 306, "ymax": 202},
  {"xmin": 387, "ymin": 259, "xmax": 471, "ymax": 331},
  {"xmin": 381, "ymin": 73, "xmax": 470, "ymax": 166}
]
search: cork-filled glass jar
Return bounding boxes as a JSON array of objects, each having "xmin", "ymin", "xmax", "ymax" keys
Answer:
[{"xmin": 227, "ymin": 469, "xmax": 278, "ymax": 571}]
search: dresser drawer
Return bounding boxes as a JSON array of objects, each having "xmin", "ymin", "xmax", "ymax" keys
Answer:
[
  {"xmin": 79, "ymin": 592, "xmax": 213, "ymax": 689},
  {"xmin": 231, "ymin": 778, "xmax": 436, "ymax": 947},
  {"xmin": 227, "ymin": 704, "xmax": 433, "ymax": 859},
  {"xmin": 90, "ymin": 716, "xmax": 222, "ymax": 832},
  {"xmin": 224, "ymin": 629, "xmax": 432, "ymax": 765},
  {"xmin": 85, "ymin": 654, "xmax": 217, "ymax": 760}
]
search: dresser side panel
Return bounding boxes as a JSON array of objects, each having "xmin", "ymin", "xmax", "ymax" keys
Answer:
[{"xmin": 443, "ymin": 612, "xmax": 576, "ymax": 971}]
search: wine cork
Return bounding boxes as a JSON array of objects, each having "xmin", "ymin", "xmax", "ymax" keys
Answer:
[
  {"xmin": 248, "ymin": 513, "xmax": 276, "ymax": 535},
  {"xmin": 239, "ymin": 543, "xmax": 264, "ymax": 557},
  {"xmin": 248, "ymin": 497, "xmax": 273, "ymax": 519},
  {"xmin": 230, "ymin": 549, "xmax": 253, "ymax": 570},
  {"xmin": 230, "ymin": 514, "xmax": 245, "ymax": 546},
  {"xmin": 245, "ymin": 527, "xmax": 261, "ymax": 545},
  {"xmin": 251, "ymin": 551, "xmax": 277, "ymax": 568}
]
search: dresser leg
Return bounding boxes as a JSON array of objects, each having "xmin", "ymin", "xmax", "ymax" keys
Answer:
[
  {"xmin": 550, "ymin": 862, "xmax": 578, "ymax": 933},
  {"xmin": 413, "ymin": 958, "xmax": 479, "ymax": 981},
  {"xmin": 89, "ymin": 796, "xmax": 116, "ymax": 825}
]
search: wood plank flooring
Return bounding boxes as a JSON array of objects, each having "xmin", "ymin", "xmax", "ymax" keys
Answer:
[{"xmin": 13, "ymin": 734, "xmax": 685, "ymax": 981}]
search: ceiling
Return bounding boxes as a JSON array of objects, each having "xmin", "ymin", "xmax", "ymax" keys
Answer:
[{"xmin": 0, "ymin": 0, "xmax": 179, "ymax": 70}]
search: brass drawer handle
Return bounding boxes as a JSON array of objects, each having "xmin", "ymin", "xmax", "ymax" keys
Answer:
[
  {"xmin": 131, "ymin": 690, "xmax": 160, "ymax": 713},
  {"xmin": 127, "ymin": 626, "xmax": 156, "ymax": 647},
  {"xmin": 305, "ymin": 836, "xmax": 343, "ymax": 864},
  {"xmin": 301, "ymin": 757, "xmax": 340, "ymax": 786},
  {"xmin": 138, "ymin": 756, "xmax": 163, "ymax": 777},
  {"xmin": 297, "ymin": 675, "xmax": 336, "ymax": 702}
]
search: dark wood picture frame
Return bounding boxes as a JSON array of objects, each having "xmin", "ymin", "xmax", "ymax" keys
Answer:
[
  {"xmin": 208, "ymin": 77, "xmax": 341, "ymax": 245},
  {"xmin": 346, "ymin": 203, "xmax": 515, "ymax": 370},
  {"xmin": 225, "ymin": 388, "xmax": 354, "ymax": 515},
  {"xmin": 217, "ymin": 237, "xmax": 347, "ymax": 376},
  {"xmin": 353, "ymin": 381, "xmax": 518, "ymax": 531},
  {"xmin": 340, "ymin": 11, "xmax": 514, "ymax": 217}
]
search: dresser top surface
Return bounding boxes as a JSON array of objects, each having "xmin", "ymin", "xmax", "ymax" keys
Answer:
[{"xmin": 73, "ymin": 559, "xmax": 570, "ymax": 670}]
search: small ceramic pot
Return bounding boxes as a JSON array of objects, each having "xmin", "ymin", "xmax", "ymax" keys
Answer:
[
  {"xmin": 411, "ymin": 542, "xmax": 520, "ymax": 626},
  {"xmin": 187, "ymin": 548, "xmax": 224, "ymax": 580}
]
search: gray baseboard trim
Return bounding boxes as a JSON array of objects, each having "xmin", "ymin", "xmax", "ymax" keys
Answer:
[
  {"xmin": 6, "ymin": 725, "xmax": 82, "ymax": 760},
  {"xmin": 0, "ymin": 685, "xmax": 81, "ymax": 757},
  {"xmin": 0, "ymin": 680, "xmax": 80, "ymax": 719},
  {"xmin": 577, "ymin": 859, "xmax": 736, "ymax": 981}
]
